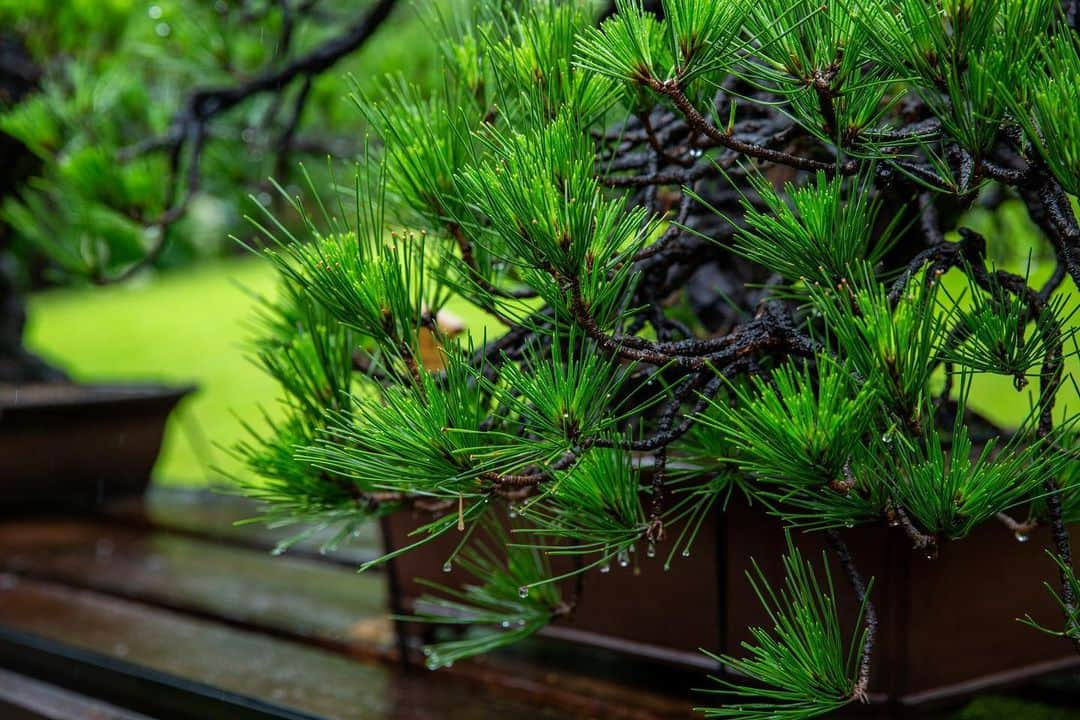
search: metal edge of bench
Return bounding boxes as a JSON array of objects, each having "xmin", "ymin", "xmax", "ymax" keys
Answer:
[{"xmin": 0, "ymin": 625, "xmax": 324, "ymax": 720}]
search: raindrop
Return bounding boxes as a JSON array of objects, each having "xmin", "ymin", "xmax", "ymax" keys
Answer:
[
  {"xmin": 148, "ymin": 5, "xmax": 163, "ymax": 19},
  {"xmin": 95, "ymin": 539, "xmax": 114, "ymax": 559},
  {"xmin": 682, "ymin": 548, "xmax": 691, "ymax": 558},
  {"xmin": 442, "ymin": 561, "xmax": 453, "ymax": 573},
  {"xmin": 924, "ymin": 552, "xmax": 935, "ymax": 560},
  {"xmin": 646, "ymin": 542, "xmax": 656, "ymax": 558},
  {"xmin": 518, "ymin": 586, "xmax": 529, "ymax": 599},
  {"xmin": 155, "ymin": 22, "xmax": 171, "ymax": 37},
  {"xmin": 599, "ymin": 561, "xmax": 611, "ymax": 574},
  {"xmin": 888, "ymin": 519, "xmax": 900, "ymax": 528},
  {"xmin": 500, "ymin": 620, "xmax": 511, "ymax": 628},
  {"xmin": 1015, "ymin": 531, "xmax": 1030, "ymax": 544},
  {"xmin": 843, "ymin": 520, "xmax": 855, "ymax": 529},
  {"xmin": 617, "ymin": 548, "xmax": 630, "ymax": 568}
]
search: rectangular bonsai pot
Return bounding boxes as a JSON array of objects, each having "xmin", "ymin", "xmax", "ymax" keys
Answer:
[
  {"xmin": 0, "ymin": 383, "xmax": 193, "ymax": 510},
  {"xmin": 382, "ymin": 495, "xmax": 1079, "ymax": 710}
]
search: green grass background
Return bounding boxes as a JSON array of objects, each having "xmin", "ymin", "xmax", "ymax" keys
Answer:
[{"xmin": 25, "ymin": 256, "xmax": 280, "ymax": 485}]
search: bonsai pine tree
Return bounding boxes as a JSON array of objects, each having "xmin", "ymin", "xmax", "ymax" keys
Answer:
[{"xmin": 237, "ymin": 2, "xmax": 1080, "ymax": 717}]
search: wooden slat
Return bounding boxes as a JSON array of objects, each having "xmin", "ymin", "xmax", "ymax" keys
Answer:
[
  {"xmin": 0, "ymin": 518, "xmax": 693, "ymax": 718},
  {"xmin": 0, "ymin": 668, "xmax": 154, "ymax": 720},
  {"xmin": 102, "ymin": 486, "xmax": 380, "ymax": 567},
  {"xmin": 0, "ymin": 520, "xmax": 388, "ymax": 653},
  {"xmin": 0, "ymin": 578, "xmax": 568, "ymax": 720}
]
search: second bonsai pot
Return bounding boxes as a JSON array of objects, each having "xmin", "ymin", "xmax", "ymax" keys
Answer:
[{"xmin": 0, "ymin": 382, "xmax": 193, "ymax": 510}]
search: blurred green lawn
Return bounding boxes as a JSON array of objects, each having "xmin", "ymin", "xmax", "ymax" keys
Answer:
[
  {"xmin": 23, "ymin": 251, "xmax": 1078, "ymax": 487},
  {"xmin": 26, "ymin": 255, "xmax": 281, "ymax": 485}
]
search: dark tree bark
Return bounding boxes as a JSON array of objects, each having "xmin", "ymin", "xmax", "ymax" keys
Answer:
[{"xmin": 0, "ymin": 33, "xmax": 68, "ymax": 383}]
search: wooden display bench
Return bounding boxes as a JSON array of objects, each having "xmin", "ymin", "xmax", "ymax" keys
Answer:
[{"xmin": 0, "ymin": 486, "xmax": 1077, "ymax": 719}]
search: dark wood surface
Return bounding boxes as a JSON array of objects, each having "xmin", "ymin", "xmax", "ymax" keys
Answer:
[
  {"xmin": 0, "ymin": 487, "xmax": 692, "ymax": 719},
  {"xmin": 0, "ymin": 667, "xmax": 155, "ymax": 720},
  {"xmin": 0, "ymin": 487, "xmax": 1078, "ymax": 719}
]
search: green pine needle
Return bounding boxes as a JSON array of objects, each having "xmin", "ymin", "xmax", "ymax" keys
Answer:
[
  {"xmin": 407, "ymin": 521, "xmax": 564, "ymax": 670},
  {"xmin": 697, "ymin": 535, "xmax": 871, "ymax": 720}
]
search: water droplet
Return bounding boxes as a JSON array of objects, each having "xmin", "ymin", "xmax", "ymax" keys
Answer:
[
  {"xmin": 1015, "ymin": 531, "xmax": 1030, "ymax": 544},
  {"xmin": 515, "ymin": 619, "xmax": 526, "ymax": 627},
  {"xmin": 617, "ymin": 549, "xmax": 630, "ymax": 568},
  {"xmin": 422, "ymin": 647, "xmax": 433, "ymax": 656},
  {"xmin": 96, "ymin": 539, "xmax": 114, "ymax": 558},
  {"xmin": 155, "ymin": 22, "xmax": 171, "ymax": 37},
  {"xmin": 924, "ymin": 552, "xmax": 935, "ymax": 560},
  {"xmin": 442, "ymin": 561, "xmax": 452, "ymax": 573},
  {"xmin": 599, "ymin": 561, "xmax": 611, "ymax": 573},
  {"xmin": 682, "ymin": 548, "xmax": 692, "ymax": 558},
  {"xmin": 508, "ymin": 505, "xmax": 518, "ymax": 519},
  {"xmin": 888, "ymin": 519, "xmax": 900, "ymax": 528},
  {"xmin": 500, "ymin": 620, "xmax": 511, "ymax": 628},
  {"xmin": 148, "ymin": 5, "xmax": 163, "ymax": 19},
  {"xmin": 518, "ymin": 586, "xmax": 529, "ymax": 599},
  {"xmin": 646, "ymin": 543, "xmax": 656, "ymax": 558},
  {"xmin": 881, "ymin": 432, "xmax": 892, "ymax": 445},
  {"xmin": 844, "ymin": 520, "xmax": 855, "ymax": 529}
]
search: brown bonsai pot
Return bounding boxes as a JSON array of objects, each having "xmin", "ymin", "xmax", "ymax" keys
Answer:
[
  {"xmin": 0, "ymin": 382, "xmax": 193, "ymax": 510},
  {"xmin": 382, "ymin": 495, "xmax": 1079, "ymax": 712}
]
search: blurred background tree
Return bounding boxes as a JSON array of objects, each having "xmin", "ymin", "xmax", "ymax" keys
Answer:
[{"xmin": 0, "ymin": 0, "xmax": 446, "ymax": 479}]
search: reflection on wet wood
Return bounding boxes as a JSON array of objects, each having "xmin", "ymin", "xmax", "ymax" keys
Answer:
[
  {"xmin": 0, "ymin": 578, "xmax": 567, "ymax": 720},
  {"xmin": 0, "ymin": 667, "xmax": 153, "ymax": 720},
  {"xmin": 0, "ymin": 520, "xmax": 388, "ymax": 654},
  {"xmin": 102, "ymin": 486, "xmax": 380, "ymax": 567},
  {"xmin": 0, "ymin": 515, "xmax": 693, "ymax": 718}
]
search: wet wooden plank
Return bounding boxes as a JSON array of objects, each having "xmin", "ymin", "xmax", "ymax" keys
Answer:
[
  {"xmin": 0, "ymin": 668, "xmax": 154, "ymax": 720},
  {"xmin": 0, "ymin": 578, "xmax": 569, "ymax": 720},
  {"xmin": 0, "ymin": 519, "xmax": 693, "ymax": 718},
  {"xmin": 0, "ymin": 520, "xmax": 389, "ymax": 653},
  {"xmin": 102, "ymin": 486, "xmax": 381, "ymax": 567}
]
